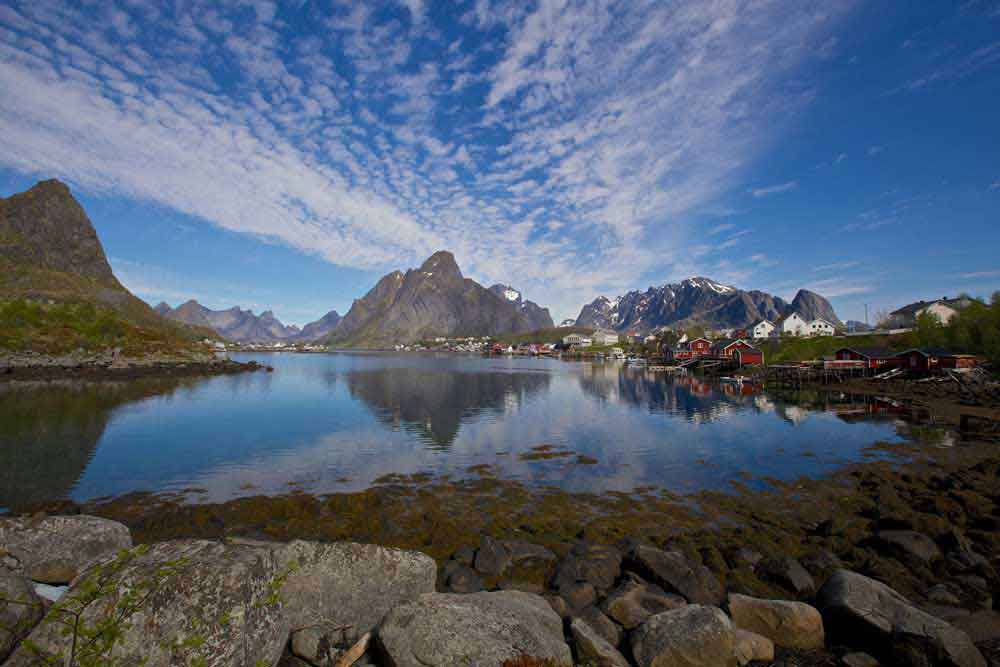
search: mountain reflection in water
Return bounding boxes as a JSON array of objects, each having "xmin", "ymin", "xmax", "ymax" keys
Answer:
[{"xmin": 0, "ymin": 353, "xmax": 944, "ymax": 511}]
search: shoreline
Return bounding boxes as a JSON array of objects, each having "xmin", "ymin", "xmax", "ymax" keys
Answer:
[
  {"xmin": 5, "ymin": 424, "xmax": 999, "ymax": 664},
  {"xmin": 0, "ymin": 355, "xmax": 271, "ymax": 382}
]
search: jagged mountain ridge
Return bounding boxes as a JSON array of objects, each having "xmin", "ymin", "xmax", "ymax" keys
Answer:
[
  {"xmin": 574, "ymin": 277, "xmax": 841, "ymax": 332},
  {"xmin": 329, "ymin": 251, "xmax": 553, "ymax": 347},
  {"xmin": 488, "ymin": 283, "xmax": 555, "ymax": 331},
  {"xmin": 156, "ymin": 300, "xmax": 340, "ymax": 343}
]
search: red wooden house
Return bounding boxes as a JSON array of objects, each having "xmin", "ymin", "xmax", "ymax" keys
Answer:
[
  {"xmin": 710, "ymin": 339, "xmax": 753, "ymax": 358},
  {"xmin": 735, "ymin": 347, "xmax": 764, "ymax": 366},
  {"xmin": 896, "ymin": 348, "xmax": 979, "ymax": 372},
  {"xmin": 667, "ymin": 337, "xmax": 712, "ymax": 361},
  {"xmin": 834, "ymin": 347, "xmax": 900, "ymax": 371}
]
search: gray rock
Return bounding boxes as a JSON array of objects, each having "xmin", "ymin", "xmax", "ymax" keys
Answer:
[
  {"xmin": 561, "ymin": 581, "xmax": 597, "ymax": 610},
  {"xmin": 1, "ymin": 571, "xmax": 44, "ymax": 662},
  {"xmin": 291, "ymin": 626, "xmax": 349, "ymax": 666},
  {"xmin": 952, "ymin": 611, "xmax": 1000, "ymax": 644},
  {"xmin": 552, "ymin": 542, "xmax": 622, "ymax": 593},
  {"xmin": 275, "ymin": 540, "xmax": 436, "ymax": 648},
  {"xmin": 927, "ymin": 584, "xmax": 963, "ymax": 606},
  {"xmin": 502, "ymin": 540, "xmax": 557, "ymax": 565},
  {"xmin": 876, "ymin": 530, "xmax": 942, "ymax": 564},
  {"xmin": 570, "ymin": 617, "xmax": 630, "ymax": 667},
  {"xmin": 631, "ymin": 604, "xmax": 737, "ymax": 667},
  {"xmin": 577, "ymin": 605, "xmax": 623, "ymax": 648},
  {"xmin": 452, "ymin": 545, "xmax": 476, "ymax": 566},
  {"xmin": 629, "ymin": 545, "xmax": 724, "ymax": 605},
  {"xmin": 727, "ymin": 593, "xmax": 825, "ymax": 650},
  {"xmin": 733, "ymin": 628, "xmax": 774, "ymax": 666},
  {"xmin": 445, "ymin": 564, "xmax": 484, "ymax": 593},
  {"xmin": 817, "ymin": 569, "xmax": 986, "ymax": 667},
  {"xmin": 601, "ymin": 577, "xmax": 687, "ymax": 629},
  {"xmin": 377, "ymin": 590, "xmax": 572, "ymax": 667},
  {"xmin": 801, "ymin": 550, "xmax": 843, "ymax": 578},
  {"xmin": 474, "ymin": 536, "xmax": 511, "ymax": 576},
  {"xmin": 841, "ymin": 652, "xmax": 879, "ymax": 667},
  {"xmin": 0, "ymin": 515, "xmax": 132, "ymax": 584},
  {"xmin": 761, "ymin": 556, "xmax": 816, "ymax": 597},
  {"xmin": 5, "ymin": 540, "xmax": 289, "ymax": 667}
]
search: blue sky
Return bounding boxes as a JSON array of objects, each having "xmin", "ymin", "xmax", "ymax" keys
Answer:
[{"xmin": 1, "ymin": 1, "xmax": 998, "ymax": 326}]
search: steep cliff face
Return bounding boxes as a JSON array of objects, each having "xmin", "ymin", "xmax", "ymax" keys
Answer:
[
  {"xmin": 574, "ymin": 277, "xmax": 841, "ymax": 332},
  {"xmin": 0, "ymin": 179, "xmax": 119, "ymax": 290},
  {"xmin": 329, "ymin": 252, "xmax": 551, "ymax": 347},
  {"xmin": 488, "ymin": 284, "xmax": 555, "ymax": 331}
]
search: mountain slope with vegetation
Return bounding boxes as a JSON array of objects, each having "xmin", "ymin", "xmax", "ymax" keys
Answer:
[{"xmin": 0, "ymin": 179, "xmax": 213, "ymax": 354}]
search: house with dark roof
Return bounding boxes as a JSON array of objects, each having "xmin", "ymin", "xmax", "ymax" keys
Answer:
[
  {"xmin": 835, "ymin": 346, "xmax": 900, "ymax": 370},
  {"xmin": 895, "ymin": 348, "xmax": 979, "ymax": 372}
]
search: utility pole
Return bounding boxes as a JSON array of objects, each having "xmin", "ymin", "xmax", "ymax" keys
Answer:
[{"xmin": 864, "ymin": 303, "xmax": 869, "ymax": 327}]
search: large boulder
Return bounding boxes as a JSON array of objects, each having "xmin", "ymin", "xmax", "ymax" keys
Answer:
[
  {"xmin": 377, "ymin": 591, "xmax": 572, "ymax": 667},
  {"xmin": 274, "ymin": 540, "xmax": 436, "ymax": 662},
  {"xmin": 552, "ymin": 543, "xmax": 622, "ymax": 594},
  {"xmin": 628, "ymin": 545, "xmax": 724, "ymax": 605},
  {"xmin": 759, "ymin": 556, "xmax": 816, "ymax": 597},
  {"xmin": 1, "ymin": 571, "xmax": 44, "ymax": 662},
  {"xmin": 874, "ymin": 530, "xmax": 942, "ymax": 565},
  {"xmin": 0, "ymin": 515, "xmax": 131, "ymax": 584},
  {"xmin": 4, "ymin": 540, "xmax": 289, "ymax": 667},
  {"xmin": 817, "ymin": 570, "xmax": 986, "ymax": 667},
  {"xmin": 601, "ymin": 577, "xmax": 687, "ymax": 629},
  {"xmin": 733, "ymin": 629, "xmax": 774, "ymax": 666},
  {"xmin": 727, "ymin": 593, "xmax": 825, "ymax": 649},
  {"xmin": 631, "ymin": 605, "xmax": 736, "ymax": 667},
  {"xmin": 570, "ymin": 617, "xmax": 630, "ymax": 667}
]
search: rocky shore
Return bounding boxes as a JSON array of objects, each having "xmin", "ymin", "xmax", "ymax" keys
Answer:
[
  {"xmin": 0, "ymin": 349, "xmax": 271, "ymax": 381},
  {"xmin": 0, "ymin": 511, "xmax": 995, "ymax": 666}
]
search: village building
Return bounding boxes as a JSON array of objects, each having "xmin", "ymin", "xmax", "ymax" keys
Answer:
[
  {"xmin": 710, "ymin": 338, "xmax": 753, "ymax": 358},
  {"xmin": 807, "ymin": 319, "xmax": 836, "ymax": 337},
  {"xmin": 780, "ymin": 313, "xmax": 808, "ymax": 336},
  {"xmin": 888, "ymin": 296, "xmax": 971, "ymax": 327},
  {"xmin": 751, "ymin": 320, "xmax": 775, "ymax": 339},
  {"xmin": 592, "ymin": 329, "xmax": 621, "ymax": 346},
  {"xmin": 562, "ymin": 333, "xmax": 592, "ymax": 347},
  {"xmin": 665, "ymin": 337, "xmax": 712, "ymax": 361}
]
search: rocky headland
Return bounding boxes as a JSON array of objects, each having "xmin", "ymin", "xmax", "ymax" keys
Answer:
[{"xmin": 0, "ymin": 349, "xmax": 270, "ymax": 381}]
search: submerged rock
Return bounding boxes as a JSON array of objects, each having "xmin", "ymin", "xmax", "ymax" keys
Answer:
[
  {"xmin": 377, "ymin": 590, "xmax": 572, "ymax": 667},
  {"xmin": 631, "ymin": 604, "xmax": 736, "ymax": 667},
  {"xmin": 727, "ymin": 593, "xmax": 825, "ymax": 650},
  {"xmin": 5, "ymin": 540, "xmax": 289, "ymax": 667},
  {"xmin": 817, "ymin": 569, "xmax": 986, "ymax": 667},
  {"xmin": 1, "ymin": 571, "xmax": 44, "ymax": 662},
  {"xmin": 0, "ymin": 515, "xmax": 131, "ymax": 584},
  {"xmin": 760, "ymin": 556, "xmax": 816, "ymax": 597},
  {"xmin": 552, "ymin": 542, "xmax": 622, "ymax": 593}
]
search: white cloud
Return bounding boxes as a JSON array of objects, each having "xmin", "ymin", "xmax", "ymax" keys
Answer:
[
  {"xmin": 959, "ymin": 269, "xmax": 1000, "ymax": 279},
  {"xmin": 750, "ymin": 181, "xmax": 799, "ymax": 198},
  {"xmin": 814, "ymin": 261, "xmax": 860, "ymax": 272},
  {"xmin": 0, "ymin": 0, "xmax": 856, "ymax": 321},
  {"xmin": 868, "ymin": 145, "xmax": 885, "ymax": 156}
]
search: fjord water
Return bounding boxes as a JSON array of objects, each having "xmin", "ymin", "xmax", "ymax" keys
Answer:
[{"xmin": 1, "ymin": 353, "xmax": 923, "ymax": 511}]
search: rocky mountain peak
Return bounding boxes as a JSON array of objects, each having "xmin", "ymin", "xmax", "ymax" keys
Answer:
[{"xmin": 418, "ymin": 251, "xmax": 462, "ymax": 279}]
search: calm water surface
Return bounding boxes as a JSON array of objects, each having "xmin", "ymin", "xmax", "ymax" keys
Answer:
[{"xmin": 0, "ymin": 352, "xmax": 943, "ymax": 511}]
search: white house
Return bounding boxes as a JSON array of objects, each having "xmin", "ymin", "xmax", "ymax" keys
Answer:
[
  {"xmin": 781, "ymin": 313, "xmax": 809, "ymax": 336},
  {"xmin": 562, "ymin": 333, "xmax": 592, "ymax": 347},
  {"xmin": 592, "ymin": 329, "xmax": 621, "ymax": 346},
  {"xmin": 806, "ymin": 319, "xmax": 836, "ymax": 337},
  {"xmin": 751, "ymin": 320, "xmax": 775, "ymax": 339}
]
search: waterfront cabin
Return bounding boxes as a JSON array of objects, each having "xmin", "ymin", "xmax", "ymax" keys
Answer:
[
  {"xmin": 835, "ymin": 346, "xmax": 899, "ymax": 370},
  {"xmin": 735, "ymin": 347, "xmax": 764, "ymax": 366},
  {"xmin": 751, "ymin": 320, "xmax": 776, "ymax": 339},
  {"xmin": 896, "ymin": 348, "xmax": 979, "ymax": 372},
  {"xmin": 807, "ymin": 319, "xmax": 836, "ymax": 337},
  {"xmin": 710, "ymin": 338, "xmax": 753, "ymax": 358},
  {"xmin": 665, "ymin": 337, "xmax": 712, "ymax": 361}
]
